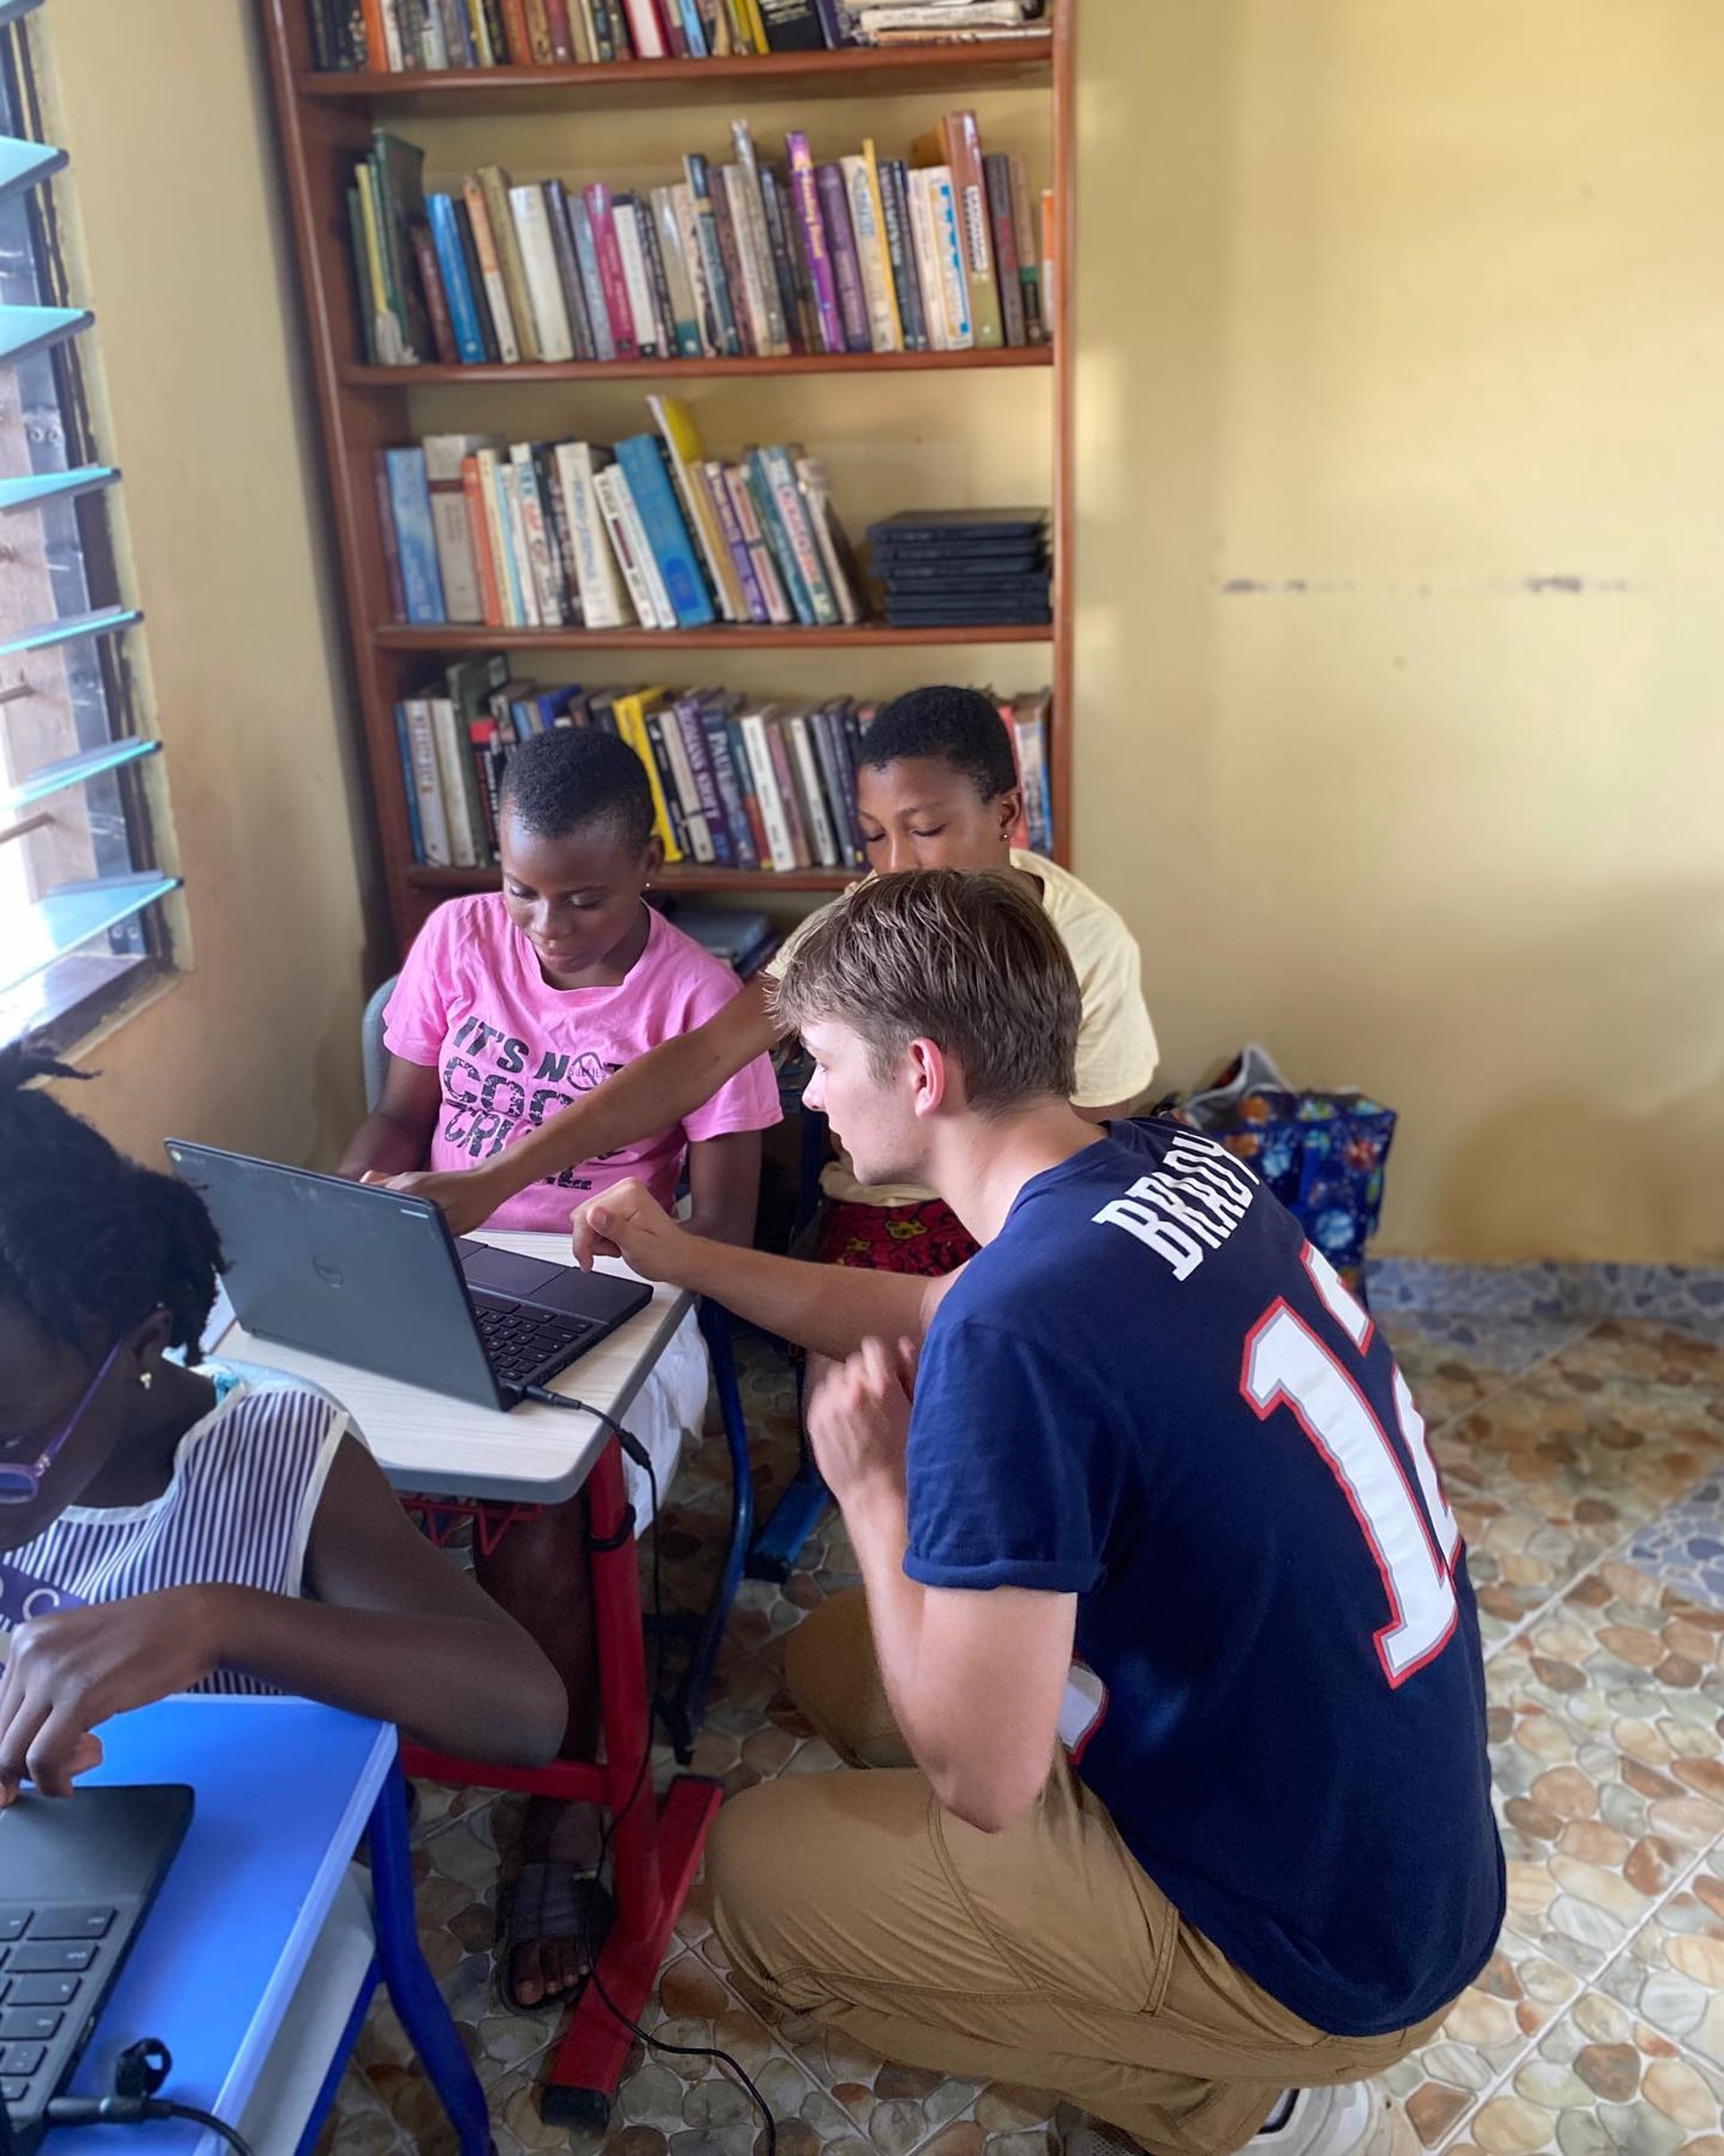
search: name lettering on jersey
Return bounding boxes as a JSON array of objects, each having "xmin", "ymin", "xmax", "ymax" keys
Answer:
[{"xmin": 1091, "ymin": 1133, "xmax": 1257, "ymax": 1280}]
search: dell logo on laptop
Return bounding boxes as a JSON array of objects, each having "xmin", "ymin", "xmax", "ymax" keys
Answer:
[{"xmin": 312, "ymin": 1255, "xmax": 345, "ymax": 1289}]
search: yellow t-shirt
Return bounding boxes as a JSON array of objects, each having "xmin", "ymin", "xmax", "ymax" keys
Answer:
[{"xmin": 766, "ymin": 850, "xmax": 1159, "ymax": 1209}]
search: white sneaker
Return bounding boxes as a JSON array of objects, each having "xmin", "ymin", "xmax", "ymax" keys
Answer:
[
  {"xmin": 1247, "ymin": 2083, "xmax": 1383, "ymax": 2154},
  {"xmin": 1059, "ymin": 2082, "xmax": 1382, "ymax": 2156}
]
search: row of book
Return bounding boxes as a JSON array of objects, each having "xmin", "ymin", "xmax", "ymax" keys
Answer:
[
  {"xmin": 308, "ymin": 0, "xmax": 1045, "ymax": 71},
  {"xmin": 375, "ymin": 402, "xmax": 865, "ymax": 630},
  {"xmin": 351, "ymin": 113, "xmax": 1048, "ymax": 369},
  {"xmin": 394, "ymin": 657, "xmax": 1054, "ymax": 872}
]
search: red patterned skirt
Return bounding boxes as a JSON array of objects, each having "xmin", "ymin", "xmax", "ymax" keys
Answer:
[{"xmin": 812, "ymin": 1196, "xmax": 981, "ymax": 1277}]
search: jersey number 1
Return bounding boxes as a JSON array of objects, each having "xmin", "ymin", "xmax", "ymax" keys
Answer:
[{"xmin": 1242, "ymin": 1247, "xmax": 1461, "ymax": 1686}]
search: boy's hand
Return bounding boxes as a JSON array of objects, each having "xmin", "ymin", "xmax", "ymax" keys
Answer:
[
  {"xmin": 805, "ymin": 1336, "xmax": 917, "ymax": 1508},
  {"xmin": 570, "ymin": 1179, "xmax": 690, "ymax": 1282},
  {"xmin": 361, "ymin": 1165, "xmax": 502, "ymax": 1237},
  {"xmin": 0, "ymin": 1588, "xmax": 226, "ymax": 1799}
]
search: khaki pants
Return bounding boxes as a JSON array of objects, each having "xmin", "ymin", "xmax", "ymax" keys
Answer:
[{"xmin": 708, "ymin": 1591, "xmax": 1444, "ymax": 2156}]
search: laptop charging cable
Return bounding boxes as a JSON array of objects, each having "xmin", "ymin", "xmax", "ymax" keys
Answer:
[
  {"xmin": 523, "ymin": 1390, "xmax": 778, "ymax": 2156},
  {"xmin": 44, "ymin": 2037, "xmax": 255, "ymax": 2155}
]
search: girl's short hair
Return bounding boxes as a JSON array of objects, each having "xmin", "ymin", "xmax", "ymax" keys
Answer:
[{"xmin": 500, "ymin": 726, "xmax": 655, "ymax": 852}]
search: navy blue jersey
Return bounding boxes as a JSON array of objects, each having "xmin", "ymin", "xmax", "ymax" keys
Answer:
[{"xmin": 905, "ymin": 1128, "xmax": 1503, "ymax": 2037}]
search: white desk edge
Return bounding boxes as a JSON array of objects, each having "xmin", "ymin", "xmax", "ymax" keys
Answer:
[{"xmin": 211, "ymin": 1231, "xmax": 692, "ymax": 1507}]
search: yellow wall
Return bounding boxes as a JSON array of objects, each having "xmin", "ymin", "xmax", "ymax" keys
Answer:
[
  {"xmin": 37, "ymin": 0, "xmax": 374, "ymax": 1169},
  {"xmin": 1074, "ymin": 0, "xmax": 1724, "ymax": 1261},
  {"xmin": 33, "ymin": 0, "xmax": 1724, "ymax": 1260}
]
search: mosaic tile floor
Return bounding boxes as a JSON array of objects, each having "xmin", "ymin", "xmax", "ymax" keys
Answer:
[{"xmin": 325, "ymin": 1312, "xmax": 1724, "ymax": 2156}]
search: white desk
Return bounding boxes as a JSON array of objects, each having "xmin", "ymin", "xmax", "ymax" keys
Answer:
[{"xmin": 212, "ymin": 1230, "xmax": 692, "ymax": 1507}]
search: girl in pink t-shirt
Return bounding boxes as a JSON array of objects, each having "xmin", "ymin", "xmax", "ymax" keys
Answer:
[{"xmin": 339, "ymin": 726, "xmax": 778, "ymax": 2009}]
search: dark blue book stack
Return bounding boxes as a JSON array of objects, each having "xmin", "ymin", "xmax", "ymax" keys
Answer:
[{"xmin": 866, "ymin": 506, "xmax": 1051, "ymax": 628}]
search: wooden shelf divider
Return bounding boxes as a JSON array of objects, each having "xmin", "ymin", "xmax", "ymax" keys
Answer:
[{"xmin": 343, "ymin": 347, "xmax": 1053, "ymax": 390}]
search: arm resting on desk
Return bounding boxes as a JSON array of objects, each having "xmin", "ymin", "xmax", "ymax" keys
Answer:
[
  {"xmin": 0, "ymin": 1438, "xmax": 568, "ymax": 1798},
  {"xmin": 374, "ymin": 976, "xmax": 785, "ymax": 1236},
  {"xmin": 571, "ymin": 1177, "xmax": 963, "ymax": 1361}
]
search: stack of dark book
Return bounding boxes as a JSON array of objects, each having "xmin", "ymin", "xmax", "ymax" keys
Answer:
[{"xmin": 866, "ymin": 508, "xmax": 1051, "ymax": 628}]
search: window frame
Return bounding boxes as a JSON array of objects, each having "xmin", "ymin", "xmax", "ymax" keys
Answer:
[{"xmin": 0, "ymin": 4, "xmax": 179, "ymax": 1054}]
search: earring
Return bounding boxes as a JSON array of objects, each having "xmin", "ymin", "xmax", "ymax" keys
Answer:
[{"xmin": 139, "ymin": 1371, "xmax": 154, "ymax": 1392}]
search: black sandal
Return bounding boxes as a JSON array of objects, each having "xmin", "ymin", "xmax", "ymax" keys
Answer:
[{"xmin": 497, "ymin": 1860, "xmax": 614, "ymax": 2013}]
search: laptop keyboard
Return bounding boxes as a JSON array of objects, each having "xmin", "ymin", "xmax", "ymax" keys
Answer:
[
  {"xmin": 0, "ymin": 1900, "xmax": 115, "ymax": 2116},
  {"xmin": 473, "ymin": 1302, "xmax": 602, "ymax": 1389}
]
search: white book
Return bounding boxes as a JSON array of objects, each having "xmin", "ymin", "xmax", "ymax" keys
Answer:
[
  {"xmin": 462, "ymin": 176, "xmax": 520, "ymax": 365},
  {"xmin": 651, "ymin": 186, "xmax": 701, "ymax": 357},
  {"xmin": 612, "ymin": 197, "xmax": 664, "ymax": 358},
  {"xmin": 841, "ymin": 155, "xmax": 902, "ymax": 354},
  {"xmin": 510, "ymin": 444, "xmax": 565, "ymax": 625},
  {"xmin": 739, "ymin": 707, "xmax": 799, "ymax": 873},
  {"xmin": 787, "ymin": 711, "xmax": 840, "ymax": 866},
  {"xmin": 928, "ymin": 166, "xmax": 973, "ymax": 349},
  {"xmin": 554, "ymin": 442, "xmax": 636, "ymax": 629},
  {"xmin": 907, "ymin": 169, "xmax": 950, "ymax": 350},
  {"xmin": 509, "ymin": 186, "xmax": 576, "ymax": 363},
  {"xmin": 609, "ymin": 461, "xmax": 677, "ymax": 629},
  {"xmin": 620, "ymin": 0, "xmax": 667, "ymax": 57},
  {"xmin": 728, "ymin": 123, "xmax": 788, "ymax": 355},
  {"xmin": 427, "ymin": 696, "xmax": 479, "ymax": 867},
  {"xmin": 593, "ymin": 464, "xmax": 672, "ymax": 630},
  {"xmin": 659, "ymin": 711, "xmax": 716, "ymax": 864},
  {"xmin": 1015, "ymin": 705, "xmax": 1051, "ymax": 852},
  {"xmin": 496, "ymin": 458, "xmax": 541, "ymax": 628},
  {"xmin": 670, "ymin": 181, "xmax": 716, "ymax": 357},
  {"xmin": 379, "ymin": 0, "xmax": 406, "ymax": 67},
  {"xmin": 421, "ymin": 434, "xmax": 494, "ymax": 625},
  {"xmin": 795, "ymin": 454, "xmax": 863, "ymax": 626},
  {"xmin": 404, "ymin": 699, "xmax": 452, "ymax": 867}
]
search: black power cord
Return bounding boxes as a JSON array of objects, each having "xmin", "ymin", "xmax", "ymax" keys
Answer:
[
  {"xmin": 523, "ymin": 1387, "xmax": 778, "ymax": 2156},
  {"xmin": 44, "ymin": 2037, "xmax": 256, "ymax": 2155}
]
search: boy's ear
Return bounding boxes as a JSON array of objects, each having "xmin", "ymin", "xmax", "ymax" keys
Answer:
[
  {"xmin": 643, "ymin": 833, "xmax": 666, "ymax": 883},
  {"xmin": 996, "ymin": 787, "xmax": 1024, "ymax": 843}
]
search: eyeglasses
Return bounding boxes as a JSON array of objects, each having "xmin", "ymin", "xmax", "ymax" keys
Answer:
[{"xmin": 0, "ymin": 1331, "xmax": 137, "ymax": 1506}]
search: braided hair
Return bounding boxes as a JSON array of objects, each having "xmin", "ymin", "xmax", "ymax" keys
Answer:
[{"xmin": 0, "ymin": 1040, "xmax": 223, "ymax": 1361}]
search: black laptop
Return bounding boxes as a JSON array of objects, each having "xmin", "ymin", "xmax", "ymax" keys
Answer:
[
  {"xmin": 163, "ymin": 1143, "xmax": 651, "ymax": 1410},
  {"xmin": 0, "ymin": 1784, "xmax": 192, "ymax": 2149}
]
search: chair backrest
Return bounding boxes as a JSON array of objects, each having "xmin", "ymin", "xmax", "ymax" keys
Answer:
[{"xmin": 361, "ymin": 973, "xmax": 399, "ymax": 1113}]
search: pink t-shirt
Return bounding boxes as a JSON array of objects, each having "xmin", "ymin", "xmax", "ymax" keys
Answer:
[{"xmin": 383, "ymin": 896, "xmax": 781, "ymax": 1233}]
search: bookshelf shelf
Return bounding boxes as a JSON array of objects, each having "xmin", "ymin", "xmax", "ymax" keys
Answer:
[
  {"xmin": 374, "ymin": 620, "xmax": 1053, "ymax": 653},
  {"xmin": 408, "ymin": 861, "xmax": 852, "ymax": 896},
  {"xmin": 343, "ymin": 347, "xmax": 1054, "ymax": 390},
  {"xmin": 295, "ymin": 38, "xmax": 1053, "ymax": 115},
  {"xmin": 262, "ymin": 0, "xmax": 1074, "ymax": 945}
]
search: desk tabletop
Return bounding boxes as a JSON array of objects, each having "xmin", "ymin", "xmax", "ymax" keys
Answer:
[
  {"xmin": 212, "ymin": 1232, "xmax": 691, "ymax": 1506},
  {"xmin": 44, "ymin": 1695, "xmax": 394, "ymax": 2156}
]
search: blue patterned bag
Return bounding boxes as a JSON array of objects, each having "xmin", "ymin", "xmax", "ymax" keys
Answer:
[{"xmin": 1158, "ymin": 1044, "xmax": 1396, "ymax": 1296}]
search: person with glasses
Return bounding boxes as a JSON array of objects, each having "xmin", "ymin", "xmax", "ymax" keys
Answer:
[{"xmin": 0, "ymin": 1041, "xmax": 567, "ymax": 1802}]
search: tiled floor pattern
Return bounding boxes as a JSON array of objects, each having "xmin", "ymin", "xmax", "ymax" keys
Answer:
[{"xmin": 323, "ymin": 1314, "xmax": 1724, "ymax": 2155}]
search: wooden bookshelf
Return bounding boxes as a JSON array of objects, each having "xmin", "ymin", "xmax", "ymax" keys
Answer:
[{"xmin": 259, "ymin": 1, "xmax": 1076, "ymax": 953}]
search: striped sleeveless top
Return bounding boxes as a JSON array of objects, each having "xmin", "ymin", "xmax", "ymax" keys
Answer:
[{"xmin": 0, "ymin": 1368, "xmax": 348, "ymax": 1696}]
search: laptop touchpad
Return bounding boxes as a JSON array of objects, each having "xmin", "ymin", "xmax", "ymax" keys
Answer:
[{"xmin": 461, "ymin": 1245, "xmax": 567, "ymax": 1298}]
